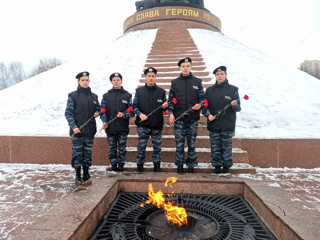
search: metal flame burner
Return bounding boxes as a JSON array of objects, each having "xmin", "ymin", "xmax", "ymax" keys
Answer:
[{"xmin": 90, "ymin": 193, "xmax": 277, "ymax": 240}]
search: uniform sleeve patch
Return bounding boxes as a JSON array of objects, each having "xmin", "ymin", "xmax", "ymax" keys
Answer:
[{"xmin": 225, "ymin": 96, "xmax": 232, "ymax": 100}]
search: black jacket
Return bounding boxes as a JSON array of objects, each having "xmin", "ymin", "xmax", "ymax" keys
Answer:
[
  {"xmin": 101, "ymin": 87, "xmax": 133, "ymax": 134},
  {"xmin": 169, "ymin": 73, "xmax": 204, "ymax": 121},
  {"xmin": 66, "ymin": 86, "xmax": 99, "ymax": 137},
  {"xmin": 205, "ymin": 80, "xmax": 240, "ymax": 132},
  {"xmin": 134, "ymin": 83, "xmax": 167, "ymax": 130}
]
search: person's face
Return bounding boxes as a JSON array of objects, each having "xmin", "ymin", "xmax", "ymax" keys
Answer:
[
  {"xmin": 146, "ymin": 72, "xmax": 156, "ymax": 86},
  {"xmin": 112, "ymin": 77, "xmax": 122, "ymax": 89},
  {"xmin": 78, "ymin": 76, "xmax": 90, "ymax": 88},
  {"xmin": 180, "ymin": 62, "xmax": 192, "ymax": 76},
  {"xmin": 215, "ymin": 71, "xmax": 227, "ymax": 84}
]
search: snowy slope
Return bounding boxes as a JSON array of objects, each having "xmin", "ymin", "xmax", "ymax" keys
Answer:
[
  {"xmin": 189, "ymin": 29, "xmax": 320, "ymax": 138},
  {"xmin": 0, "ymin": 29, "xmax": 157, "ymax": 136},
  {"xmin": 0, "ymin": 28, "xmax": 319, "ymax": 138}
]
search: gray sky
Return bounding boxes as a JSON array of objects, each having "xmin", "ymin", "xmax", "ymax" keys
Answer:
[{"xmin": 0, "ymin": 0, "xmax": 319, "ymax": 71}]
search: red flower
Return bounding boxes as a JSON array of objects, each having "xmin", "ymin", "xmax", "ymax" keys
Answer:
[
  {"xmin": 173, "ymin": 98, "xmax": 178, "ymax": 104},
  {"xmin": 163, "ymin": 111, "xmax": 168, "ymax": 115},
  {"xmin": 163, "ymin": 122, "xmax": 165, "ymax": 125},
  {"xmin": 204, "ymin": 99, "xmax": 208, "ymax": 108},
  {"xmin": 244, "ymin": 95, "xmax": 249, "ymax": 100},
  {"xmin": 127, "ymin": 107, "xmax": 133, "ymax": 113},
  {"xmin": 100, "ymin": 108, "xmax": 106, "ymax": 113},
  {"xmin": 130, "ymin": 122, "xmax": 133, "ymax": 125}
]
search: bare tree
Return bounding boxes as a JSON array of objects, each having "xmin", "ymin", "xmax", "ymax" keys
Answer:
[
  {"xmin": 29, "ymin": 57, "xmax": 63, "ymax": 77},
  {"xmin": 0, "ymin": 62, "xmax": 10, "ymax": 90},
  {"xmin": 9, "ymin": 61, "xmax": 26, "ymax": 84}
]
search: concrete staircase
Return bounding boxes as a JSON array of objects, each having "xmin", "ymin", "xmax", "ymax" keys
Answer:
[{"xmin": 110, "ymin": 24, "xmax": 255, "ymax": 174}]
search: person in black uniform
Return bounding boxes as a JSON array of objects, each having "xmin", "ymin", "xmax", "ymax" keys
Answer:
[
  {"xmin": 168, "ymin": 58, "xmax": 205, "ymax": 173},
  {"xmin": 202, "ymin": 66, "xmax": 241, "ymax": 174},
  {"xmin": 100, "ymin": 73, "xmax": 134, "ymax": 172},
  {"xmin": 133, "ymin": 67, "xmax": 168, "ymax": 172},
  {"xmin": 65, "ymin": 71, "xmax": 101, "ymax": 185}
]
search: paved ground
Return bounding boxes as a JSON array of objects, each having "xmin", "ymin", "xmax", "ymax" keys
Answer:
[{"xmin": 0, "ymin": 163, "xmax": 319, "ymax": 240}]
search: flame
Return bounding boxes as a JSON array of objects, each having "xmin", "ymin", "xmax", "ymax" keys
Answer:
[{"xmin": 145, "ymin": 178, "xmax": 188, "ymax": 226}]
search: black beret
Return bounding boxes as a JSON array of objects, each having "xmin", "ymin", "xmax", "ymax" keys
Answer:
[
  {"xmin": 76, "ymin": 71, "xmax": 89, "ymax": 79},
  {"xmin": 213, "ymin": 66, "xmax": 227, "ymax": 74},
  {"xmin": 178, "ymin": 57, "xmax": 192, "ymax": 67},
  {"xmin": 144, "ymin": 67, "xmax": 157, "ymax": 75},
  {"xmin": 109, "ymin": 72, "xmax": 123, "ymax": 81}
]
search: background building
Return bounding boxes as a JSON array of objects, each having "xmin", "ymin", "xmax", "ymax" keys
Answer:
[{"xmin": 300, "ymin": 60, "xmax": 320, "ymax": 80}]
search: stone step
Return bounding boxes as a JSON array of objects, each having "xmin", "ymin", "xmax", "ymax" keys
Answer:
[
  {"xmin": 146, "ymin": 57, "xmax": 203, "ymax": 63},
  {"xmin": 138, "ymin": 83, "xmax": 212, "ymax": 90},
  {"xmin": 106, "ymin": 162, "xmax": 256, "ymax": 174},
  {"xmin": 140, "ymin": 71, "xmax": 209, "ymax": 78},
  {"xmin": 144, "ymin": 62, "xmax": 205, "ymax": 68},
  {"xmin": 124, "ymin": 147, "xmax": 248, "ymax": 164},
  {"xmin": 148, "ymin": 54, "xmax": 202, "ymax": 60},
  {"xmin": 128, "ymin": 115, "xmax": 208, "ymax": 123},
  {"xmin": 126, "ymin": 135, "xmax": 241, "ymax": 149},
  {"xmin": 139, "ymin": 77, "xmax": 212, "ymax": 83},
  {"xmin": 128, "ymin": 125, "xmax": 209, "ymax": 136},
  {"xmin": 141, "ymin": 66, "xmax": 207, "ymax": 73},
  {"xmin": 150, "ymin": 50, "xmax": 200, "ymax": 55}
]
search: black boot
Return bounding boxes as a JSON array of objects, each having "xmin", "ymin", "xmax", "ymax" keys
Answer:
[
  {"xmin": 75, "ymin": 167, "xmax": 82, "ymax": 186},
  {"xmin": 82, "ymin": 166, "xmax": 91, "ymax": 182},
  {"xmin": 215, "ymin": 166, "xmax": 221, "ymax": 174},
  {"xmin": 111, "ymin": 164, "xmax": 118, "ymax": 171},
  {"xmin": 154, "ymin": 163, "xmax": 161, "ymax": 172},
  {"xmin": 223, "ymin": 166, "xmax": 229, "ymax": 174},
  {"xmin": 177, "ymin": 165, "xmax": 184, "ymax": 173},
  {"xmin": 188, "ymin": 167, "xmax": 194, "ymax": 173},
  {"xmin": 118, "ymin": 164, "xmax": 124, "ymax": 172},
  {"xmin": 137, "ymin": 164, "xmax": 144, "ymax": 172}
]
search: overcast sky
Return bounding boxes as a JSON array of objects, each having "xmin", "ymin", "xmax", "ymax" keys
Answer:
[{"xmin": 0, "ymin": 0, "xmax": 319, "ymax": 72}]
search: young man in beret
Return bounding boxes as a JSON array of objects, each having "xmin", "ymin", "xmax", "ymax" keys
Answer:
[
  {"xmin": 100, "ymin": 73, "xmax": 135, "ymax": 172},
  {"xmin": 65, "ymin": 71, "xmax": 101, "ymax": 185},
  {"xmin": 133, "ymin": 67, "xmax": 168, "ymax": 172},
  {"xmin": 168, "ymin": 58, "xmax": 205, "ymax": 173},
  {"xmin": 202, "ymin": 66, "xmax": 241, "ymax": 174}
]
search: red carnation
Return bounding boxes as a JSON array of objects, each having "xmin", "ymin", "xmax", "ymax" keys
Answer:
[
  {"xmin": 204, "ymin": 99, "xmax": 208, "ymax": 108},
  {"xmin": 163, "ymin": 111, "xmax": 168, "ymax": 115},
  {"xmin": 101, "ymin": 108, "xmax": 106, "ymax": 113},
  {"xmin": 173, "ymin": 98, "xmax": 178, "ymax": 104},
  {"xmin": 244, "ymin": 95, "xmax": 249, "ymax": 100},
  {"xmin": 130, "ymin": 122, "xmax": 133, "ymax": 125},
  {"xmin": 127, "ymin": 107, "xmax": 133, "ymax": 113}
]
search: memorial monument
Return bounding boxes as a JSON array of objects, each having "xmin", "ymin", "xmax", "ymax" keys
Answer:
[{"xmin": 124, "ymin": 0, "xmax": 221, "ymax": 33}]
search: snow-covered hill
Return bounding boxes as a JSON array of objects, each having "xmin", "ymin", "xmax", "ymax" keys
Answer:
[{"xmin": 0, "ymin": 28, "xmax": 319, "ymax": 138}]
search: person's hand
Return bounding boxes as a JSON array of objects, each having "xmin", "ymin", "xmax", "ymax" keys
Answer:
[
  {"xmin": 117, "ymin": 112, "xmax": 124, "ymax": 118},
  {"xmin": 102, "ymin": 123, "xmax": 108, "ymax": 129},
  {"xmin": 140, "ymin": 113, "xmax": 148, "ymax": 122},
  {"xmin": 169, "ymin": 114, "xmax": 175, "ymax": 125},
  {"xmin": 94, "ymin": 113, "xmax": 99, "ymax": 118},
  {"xmin": 192, "ymin": 103, "xmax": 201, "ymax": 110},
  {"xmin": 162, "ymin": 101, "xmax": 168, "ymax": 108},
  {"xmin": 231, "ymin": 100, "xmax": 238, "ymax": 106},
  {"xmin": 73, "ymin": 128, "xmax": 81, "ymax": 134},
  {"xmin": 208, "ymin": 114, "xmax": 215, "ymax": 122}
]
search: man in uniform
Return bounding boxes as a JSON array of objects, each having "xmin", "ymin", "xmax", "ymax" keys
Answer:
[
  {"xmin": 133, "ymin": 67, "xmax": 168, "ymax": 172},
  {"xmin": 65, "ymin": 71, "xmax": 101, "ymax": 185},
  {"xmin": 100, "ymin": 73, "xmax": 135, "ymax": 172},
  {"xmin": 168, "ymin": 58, "xmax": 205, "ymax": 173}
]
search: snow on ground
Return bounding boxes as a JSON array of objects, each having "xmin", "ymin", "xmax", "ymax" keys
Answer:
[
  {"xmin": 189, "ymin": 29, "xmax": 320, "ymax": 139},
  {"xmin": 0, "ymin": 28, "xmax": 320, "ymax": 138},
  {"xmin": 0, "ymin": 29, "xmax": 157, "ymax": 136}
]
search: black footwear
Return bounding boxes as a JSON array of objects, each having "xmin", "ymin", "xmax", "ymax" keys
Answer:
[
  {"xmin": 188, "ymin": 167, "xmax": 194, "ymax": 173},
  {"xmin": 154, "ymin": 163, "xmax": 161, "ymax": 172},
  {"xmin": 82, "ymin": 166, "xmax": 91, "ymax": 182},
  {"xmin": 223, "ymin": 166, "xmax": 229, "ymax": 173},
  {"xmin": 137, "ymin": 164, "xmax": 144, "ymax": 172},
  {"xmin": 118, "ymin": 164, "xmax": 124, "ymax": 172},
  {"xmin": 177, "ymin": 165, "xmax": 184, "ymax": 173},
  {"xmin": 111, "ymin": 164, "xmax": 118, "ymax": 171},
  {"xmin": 215, "ymin": 166, "xmax": 221, "ymax": 174},
  {"xmin": 75, "ymin": 167, "xmax": 82, "ymax": 186}
]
